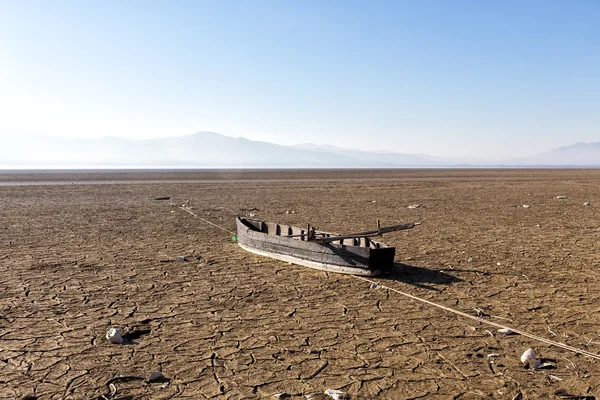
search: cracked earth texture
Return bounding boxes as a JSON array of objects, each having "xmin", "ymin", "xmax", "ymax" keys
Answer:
[{"xmin": 1, "ymin": 169, "xmax": 599, "ymax": 399}]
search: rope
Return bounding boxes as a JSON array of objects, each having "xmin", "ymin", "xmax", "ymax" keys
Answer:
[
  {"xmin": 176, "ymin": 205, "xmax": 600, "ymax": 361},
  {"xmin": 354, "ymin": 276, "xmax": 600, "ymax": 361},
  {"xmin": 179, "ymin": 206, "xmax": 236, "ymax": 235}
]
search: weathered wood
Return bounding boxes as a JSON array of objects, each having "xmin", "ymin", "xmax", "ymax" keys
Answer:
[
  {"xmin": 314, "ymin": 222, "xmax": 416, "ymax": 243},
  {"xmin": 236, "ymin": 217, "xmax": 399, "ymax": 276}
]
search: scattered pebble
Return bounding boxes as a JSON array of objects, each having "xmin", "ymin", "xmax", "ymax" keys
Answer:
[
  {"xmin": 177, "ymin": 256, "xmax": 186, "ymax": 262},
  {"xmin": 556, "ymin": 195, "xmax": 568, "ymax": 199},
  {"xmin": 408, "ymin": 204, "xmax": 425, "ymax": 209},
  {"xmin": 473, "ymin": 308, "xmax": 487, "ymax": 317},
  {"xmin": 324, "ymin": 389, "xmax": 349, "ymax": 400},
  {"xmin": 147, "ymin": 370, "xmax": 165, "ymax": 383},
  {"xmin": 496, "ymin": 262, "xmax": 501, "ymax": 266},
  {"xmin": 249, "ymin": 213, "xmax": 256, "ymax": 217},
  {"xmin": 369, "ymin": 283, "xmax": 378, "ymax": 289},
  {"xmin": 106, "ymin": 328, "xmax": 123, "ymax": 344},
  {"xmin": 584, "ymin": 202, "xmax": 590, "ymax": 206},
  {"xmin": 487, "ymin": 353, "xmax": 501, "ymax": 358},
  {"xmin": 520, "ymin": 348, "xmax": 536, "ymax": 364},
  {"xmin": 467, "ymin": 257, "xmax": 473, "ymax": 263},
  {"xmin": 272, "ymin": 394, "xmax": 291, "ymax": 399},
  {"xmin": 521, "ymin": 204, "xmax": 531, "ymax": 208},
  {"xmin": 497, "ymin": 328, "xmax": 517, "ymax": 335},
  {"xmin": 285, "ymin": 210, "xmax": 296, "ymax": 214}
]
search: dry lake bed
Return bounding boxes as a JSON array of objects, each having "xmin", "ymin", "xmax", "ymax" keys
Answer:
[{"xmin": 1, "ymin": 169, "xmax": 599, "ymax": 399}]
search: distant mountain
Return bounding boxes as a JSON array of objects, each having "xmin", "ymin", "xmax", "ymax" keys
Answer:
[
  {"xmin": 290, "ymin": 143, "xmax": 443, "ymax": 166},
  {"xmin": 0, "ymin": 132, "xmax": 598, "ymax": 168},
  {"xmin": 0, "ymin": 132, "xmax": 394, "ymax": 168},
  {"xmin": 529, "ymin": 142, "xmax": 600, "ymax": 166}
]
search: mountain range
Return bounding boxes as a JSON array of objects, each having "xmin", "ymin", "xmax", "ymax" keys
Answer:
[{"xmin": 0, "ymin": 132, "xmax": 598, "ymax": 168}]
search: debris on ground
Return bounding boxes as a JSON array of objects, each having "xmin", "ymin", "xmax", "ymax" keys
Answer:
[
  {"xmin": 106, "ymin": 328, "xmax": 123, "ymax": 344},
  {"xmin": 497, "ymin": 328, "xmax": 517, "ymax": 335},
  {"xmin": 584, "ymin": 202, "xmax": 591, "ymax": 206},
  {"xmin": 556, "ymin": 196, "xmax": 568, "ymax": 199},
  {"xmin": 177, "ymin": 256, "xmax": 186, "ymax": 262},
  {"xmin": 408, "ymin": 204, "xmax": 425, "ymax": 209},
  {"xmin": 520, "ymin": 348, "xmax": 536, "ymax": 364},
  {"xmin": 554, "ymin": 388, "xmax": 595, "ymax": 399},
  {"xmin": 147, "ymin": 370, "xmax": 166, "ymax": 383},
  {"xmin": 473, "ymin": 308, "xmax": 488, "ymax": 317},
  {"xmin": 522, "ymin": 204, "xmax": 531, "ymax": 208},
  {"xmin": 324, "ymin": 389, "xmax": 349, "ymax": 400},
  {"xmin": 154, "ymin": 196, "xmax": 171, "ymax": 201}
]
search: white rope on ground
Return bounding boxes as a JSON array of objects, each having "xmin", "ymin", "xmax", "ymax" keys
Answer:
[
  {"xmin": 354, "ymin": 276, "xmax": 600, "ymax": 361},
  {"xmin": 176, "ymin": 206, "xmax": 600, "ymax": 362},
  {"xmin": 179, "ymin": 206, "xmax": 236, "ymax": 235}
]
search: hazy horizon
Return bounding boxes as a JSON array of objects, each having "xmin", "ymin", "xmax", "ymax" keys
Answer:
[{"xmin": 1, "ymin": 1, "xmax": 599, "ymax": 159}]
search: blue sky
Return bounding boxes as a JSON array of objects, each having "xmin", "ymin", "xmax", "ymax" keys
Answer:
[{"xmin": 1, "ymin": 0, "xmax": 598, "ymax": 158}]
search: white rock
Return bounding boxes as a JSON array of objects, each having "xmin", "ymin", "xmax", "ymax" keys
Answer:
[
  {"xmin": 497, "ymin": 328, "xmax": 517, "ymax": 335},
  {"xmin": 324, "ymin": 389, "xmax": 348, "ymax": 400},
  {"xmin": 106, "ymin": 328, "xmax": 123, "ymax": 344},
  {"xmin": 520, "ymin": 348, "xmax": 536, "ymax": 364},
  {"xmin": 584, "ymin": 202, "xmax": 590, "ymax": 206},
  {"xmin": 487, "ymin": 353, "xmax": 501, "ymax": 358},
  {"xmin": 556, "ymin": 196, "xmax": 568, "ymax": 199},
  {"xmin": 522, "ymin": 204, "xmax": 531, "ymax": 208}
]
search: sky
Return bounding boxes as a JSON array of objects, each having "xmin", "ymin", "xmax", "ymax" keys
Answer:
[{"xmin": 0, "ymin": 0, "xmax": 598, "ymax": 158}]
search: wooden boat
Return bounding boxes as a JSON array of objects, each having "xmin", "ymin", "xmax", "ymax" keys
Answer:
[{"xmin": 236, "ymin": 217, "xmax": 416, "ymax": 276}]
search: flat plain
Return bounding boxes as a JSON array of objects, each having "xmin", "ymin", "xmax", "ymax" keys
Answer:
[{"xmin": 1, "ymin": 169, "xmax": 599, "ymax": 399}]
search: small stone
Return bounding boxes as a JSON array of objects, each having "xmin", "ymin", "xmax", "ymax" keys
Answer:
[
  {"xmin": 324, "ymin": 389, "xmax": 349, "ymax": 400},
  {"xmin": 467, "ymin": 257, "xmax": 473, "ymax": 262},
  {"xmin": 497, "ymin": 328, "xmax": 517, "ymax": 335},
  {"xmin": 522, "ymin": 204, "xmax": 531, "ymax": 208},
  {"xmin": 369, "ymin": 283, "xmax": 377, "ymax": 289},
  {"xmin": 556, "ymin": 195, "xmax": 568, "ymax": 199},
  {"xmin": 148, "ymin": 370, "xmax": 165, "ymax": 382},
  {"xmin": 520, "ymin": 348, "xmax": 536, "ymax": 364},
  {"xmin": 177, "ymin": 256, "xmax": 186, "ymax": 262},
  {"xmin": 584, "ymin": 202, "xmax": 590, "ymax": 206},
  {"xmin": 496, "ymin": 262, "xmax": 501, "ymax": 266},
  {"xmin": 106, "ymin": 328, "xmax": 123, "ymax": 344}
]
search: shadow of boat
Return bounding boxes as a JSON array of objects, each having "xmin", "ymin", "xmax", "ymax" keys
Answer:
[{"xmin": 378, "ymin": 262, "xmax": 464, "ymax": 291}]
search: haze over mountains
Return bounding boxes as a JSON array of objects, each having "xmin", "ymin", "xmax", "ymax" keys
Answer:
[{"xmin": 1, "ymin": 132, "xmax": 599, "ymax": 168}]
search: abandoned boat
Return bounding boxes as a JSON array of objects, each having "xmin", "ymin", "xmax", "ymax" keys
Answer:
[{"xmin": 236, "ymin": 217, "xmax": 416, "ymax": 276}]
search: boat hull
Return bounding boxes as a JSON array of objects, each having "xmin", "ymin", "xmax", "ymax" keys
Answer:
[{"xmin": 236, "ymin": 217, "xmax": 395, "ymax": 276}]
